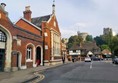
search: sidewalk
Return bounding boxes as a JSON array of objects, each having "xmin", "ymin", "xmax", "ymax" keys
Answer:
[{"xmin": 0, "ymin": 62, "xmax": 70, "ymax": 83}]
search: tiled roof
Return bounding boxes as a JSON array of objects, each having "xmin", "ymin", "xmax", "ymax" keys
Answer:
[
  {"xmin": 69, "ymin": 41, "xmax": 101, "ymax": 55},
  {"xmin": 69, "ymin": 43, "xmax": 80, "ymax": 50},
  {"xmin": 81, "ymin": 42, "xmax": 99, "ymax": 50},
  {"xmin": 69, "ymin": 42, "xmax": 100, "ymax": 51},
  {"xmin": 102, "ymin": 49, "xmax": 111, "ymax": 55},
  {"xmin": 31, "ymin": 14, "xmax": 51, "ymax": 27}
]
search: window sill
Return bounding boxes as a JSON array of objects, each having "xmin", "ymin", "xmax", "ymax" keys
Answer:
[{"xmin": 26, "ymin": 59, "xmax": 33, "ymax": 62}]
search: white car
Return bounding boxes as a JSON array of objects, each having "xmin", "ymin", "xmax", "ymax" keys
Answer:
[{"xmin": 85, "ymin": 57, "xmax": 91, "ymax": 62}]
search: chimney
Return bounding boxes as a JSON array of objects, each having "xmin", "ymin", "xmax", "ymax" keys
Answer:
[
  {"xmin": 23, "ymin": 6, "xmax": 32, "ymax": 22},
  {"xmin": 1, "ymin": 3, "xmax": 6, "ymax": 10}
]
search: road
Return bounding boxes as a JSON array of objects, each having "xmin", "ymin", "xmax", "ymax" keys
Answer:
[{"xmin": 39, "ymin": 61, "xmax": 118, "ymax": 83}]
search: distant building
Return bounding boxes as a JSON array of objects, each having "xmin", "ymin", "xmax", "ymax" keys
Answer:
[
  {"xmin": 61, "ymin": 38, "xmax": 67, "ymax": 61},
  {"xmin": 102, "ymin": 49, "xmax": 112, "ymax": 58},
  {"xmin": 80, "ymin": 41, "xmax": 101, "ymax": 57},
  {"xmin": 68, "ymin": 41, "xmax": 101, "ymax": 58},
  {"xmin": 77, "ymin": 31, "xmax": 88, "ymax": 41},
  {"xmin": 103, "ymin": 28, "xmax": 112, "ymax": 35}
]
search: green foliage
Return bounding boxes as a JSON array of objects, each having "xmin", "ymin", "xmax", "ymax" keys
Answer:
[
  {"xmin": 110, "ymin": 36, "xmax": 118, "ymax": 53},
  {"xmin": 94, "ymin": 32, "xmax": 118, "ymax": 55},
  {"xmin": 86, "ymin": 35, "xmax": 93, "ymax": 41},
  {"xmin": 94, "ymin": 36, "xmax": 106, "ymax": 46},
  {"xmin": 67, "ymin": 35, "xmax": 83, "ymax": 49},
  {"xmin": 100, "ymin": 44, "xmax": 110, "ymax": 51}
]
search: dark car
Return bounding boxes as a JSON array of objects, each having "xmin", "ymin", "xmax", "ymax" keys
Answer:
[
  {"xmin": 112, "ymin": 57, "xmax": 118, "ymax": 64},
  {"xmin": 91, "ymin": 56, "xmax": 100, "ymax": 61}
]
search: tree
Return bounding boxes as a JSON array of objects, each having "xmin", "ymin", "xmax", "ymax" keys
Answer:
[
  {"xmin": 101, "ymin": 44, "xmax": 110, "ymax": 51},
  {"xmin": 67, "ymin": 35, "xmax": 83, "ymax": 49},
  {"xmin": 94, "ymin": 31, "xmax": 113, "ymax": 52},
  {"xmin": 86, "ymin": 35, "xmax": 93, "ymax": 41},
  {"xmin": 94, "ymin": 36, "xmax": 106, "ymax": 46},
  {"xmin": 110, "ymin": 36, "xmax": 118, "ymax": 55},
  {"xmin": 102, "ymin": 30, "xmax": 113, "ymax": 48}
]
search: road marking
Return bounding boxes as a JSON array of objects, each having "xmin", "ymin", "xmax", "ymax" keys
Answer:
[
  {"xmin": 30, "ymin": 72, "xmax": 45, "ymax": 83},
  {"xmin": 90, "ymin": 61, "xmax": 93, "ymax": 69}
]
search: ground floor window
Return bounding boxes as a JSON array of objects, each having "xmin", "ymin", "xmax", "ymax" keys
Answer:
[
  {"xmin": 26, "ymin": 47, "xmax": 32, "ymax": 60},
  {"xmin": 0, "ymin": 30, "xmax": 6, "ymax": 42}
]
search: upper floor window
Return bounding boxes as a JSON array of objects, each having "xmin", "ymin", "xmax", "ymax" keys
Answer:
[{"xmin": 0, "ymin": 30, "xmax": 6, "ymax": 42}]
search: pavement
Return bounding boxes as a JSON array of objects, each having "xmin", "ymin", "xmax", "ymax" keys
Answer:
[{"xmin": 0, "ymin": 62, "xmax": 70, "ymax": 83}]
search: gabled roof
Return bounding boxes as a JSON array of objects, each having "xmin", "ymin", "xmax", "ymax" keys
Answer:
[
  {"xmin": 31, "ymin": 14, "xmax": 51, "ymax": 27},
  {"xmin": 102, "ymin": 49, "xmax": 111, "ymax": 55},
  {"xmin": 15, "ymin": 17, "xmax": 41, "ymax": 31}
]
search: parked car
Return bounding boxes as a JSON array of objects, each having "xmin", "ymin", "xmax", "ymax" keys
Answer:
[
  {"xmin": 112, "ymin": 57, "xmax": 118, "ymax": 64},
  {"xmin": 91, "ymin": 56, "xmax": 101, "ymax": 61},
  {"xmin": 85, "ymin": 57, "xmax": 91, "ymax": 62}
]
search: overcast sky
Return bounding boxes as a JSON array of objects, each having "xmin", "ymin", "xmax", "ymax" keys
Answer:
[{"xmin": 2, "ymin": 0, "xmax": 118, "ymax": 38}]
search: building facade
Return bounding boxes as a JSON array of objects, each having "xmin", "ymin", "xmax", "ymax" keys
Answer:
[
  {"xmin": 68, "ymin": 41, "xmax": 101, "ymax": 61},
  {"xmin": 0, "ymin": 4, "xmax": 43, "ymax": 72},
  {"xmin": 31, "ymin": 3, "xmax": 61, "ymax": 65}
]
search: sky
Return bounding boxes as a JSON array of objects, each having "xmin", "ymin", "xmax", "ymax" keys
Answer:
[{"xmin": 1, "ymin": 0, "xmax": 118, "ymax": 38}]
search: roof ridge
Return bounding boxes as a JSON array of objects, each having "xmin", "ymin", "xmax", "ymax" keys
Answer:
[{"xmin": 32, "ymin": 14, "xmax": 52, "ymax": 19}]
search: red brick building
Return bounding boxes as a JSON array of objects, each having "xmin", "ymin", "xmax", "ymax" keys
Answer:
[
  {"xmin": 32, "ymin": 2, "xmax": 61, "ymax": 65},
  {"xmin": 0, "ymin": 3, "xmax": 43, "ymax": 72}
]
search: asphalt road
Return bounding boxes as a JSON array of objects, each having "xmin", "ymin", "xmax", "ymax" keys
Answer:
[{"xmin": 39, "ymin": 61, "xmax": 118, "ymax": 83}]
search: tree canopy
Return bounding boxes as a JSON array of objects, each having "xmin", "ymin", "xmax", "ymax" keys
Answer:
[
  {"xmin": 94, "ymin": 32, "xmax": 118, "ymax": 56},
  {"xmin": 67, "ymin": 35, "xmax": 83, "ymax": 49}
]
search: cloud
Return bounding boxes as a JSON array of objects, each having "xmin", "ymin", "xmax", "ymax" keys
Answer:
[
  {"xmin": 75, "ymin": 22, "xmax": 87, "ymax": 28},
  {"xmin": 60, "ymin": 26, "xmax": 77, "ymax": 38},
  {"xmin": 2, "ymin": 0, "xmax": 118, "ymax": 38}
]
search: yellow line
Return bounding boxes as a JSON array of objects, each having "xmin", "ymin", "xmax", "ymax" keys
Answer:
[{"xmin": 31, "ymin": 73, "xmax": 45, "ymax": 83}]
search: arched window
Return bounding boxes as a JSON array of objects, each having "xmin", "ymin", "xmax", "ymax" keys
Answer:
[
  {"xmin": 26, "ymin": 47, "xmax": 32, "ymax": 60},
  {"xmin": 0, "ymin": 30, "xmax": 7, "ymax": 42}
]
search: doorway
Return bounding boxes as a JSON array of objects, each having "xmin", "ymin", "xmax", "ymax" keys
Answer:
[
  {"xmin": 36, "ymin": 47, "xmax": 41, "ymax": 66},
  {"xmin": 0, "ymin": 49, "xmax": 5, "ymax": 71},
  {"xmin": 16, "ymin": 52, "xmax": 21, "ymax": 70}
]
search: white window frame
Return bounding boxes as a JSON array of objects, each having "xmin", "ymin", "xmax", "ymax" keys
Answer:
[{"xmin": 26, "ymin": 47, "xmax": 32, "ymax": 62}]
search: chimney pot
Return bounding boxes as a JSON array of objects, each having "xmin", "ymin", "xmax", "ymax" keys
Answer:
[
  {"xmin": 1, "ymin": 3, "xmax": 6, "ymax": 10},
  {"xmin": 25, "ymin": 6, "xmax": 30, "ymax": 11}
]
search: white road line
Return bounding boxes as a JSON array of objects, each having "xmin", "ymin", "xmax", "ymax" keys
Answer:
[{"xmin": 90, "ymin": 61, "xmax": 93, "ymax": 69}]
